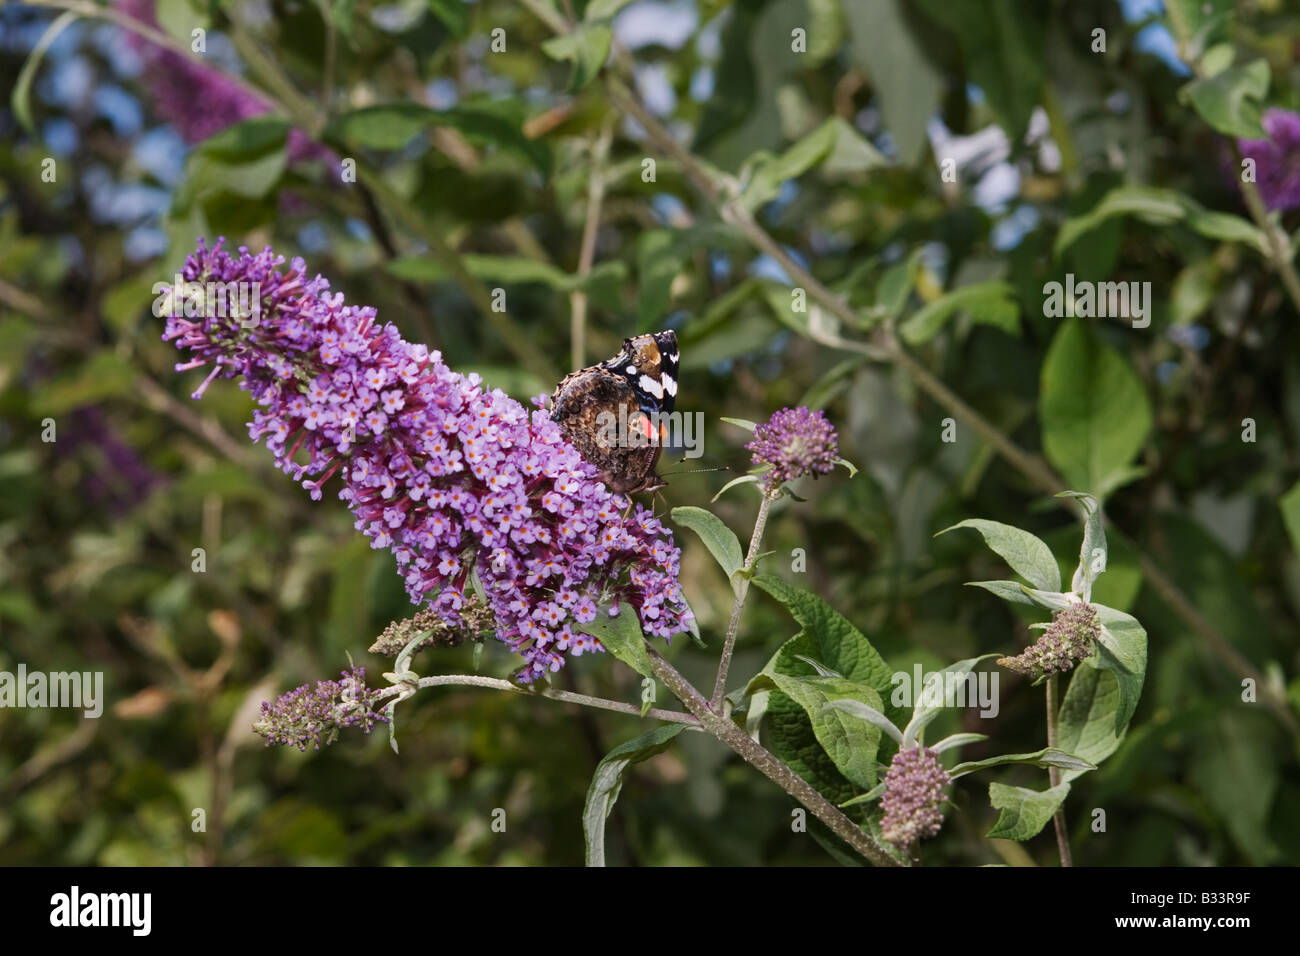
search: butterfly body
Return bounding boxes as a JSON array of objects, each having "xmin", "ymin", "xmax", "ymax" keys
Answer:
[{"xmin": 550, "ymin": 331, "xmax": 679, "ymax": 495}]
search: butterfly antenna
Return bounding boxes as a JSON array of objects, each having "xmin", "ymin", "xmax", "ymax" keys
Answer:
[{"xmin": 659, "ymin": 462, "xmax": 732, "ymax": 478}]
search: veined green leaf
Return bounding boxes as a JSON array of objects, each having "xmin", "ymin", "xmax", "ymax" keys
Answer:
[
  {"xmin": 747, "ymin": 673, "xmax": 887, "ymax": 788},
  {"xmin": 576, "ymin": 607, "xmax": 653, "ymax": 678},
  {"xmin": 1040, "ymin": 318, "xmax": 1151, "ymax": 501},
  {"xmin": 671, "ymin": 506, "xmax": 744, "ymax": 588},
  {"xmin": 939, "ymin": 518, "xmax": 1061, "ymax": 592},
  {"xmin": 899, "ymin": 281, "xmax": 1020, "ymax": 345},
  {"xmin": 986, "ymin": 782, "xmax": 1070, "ymax": 841},
  {"xmin": 1093, "ymin": 604, "xmax": 1147, "ymax": 734},
  {"xmin": 901, "ymin": 654, "xmax": 1000, "ymax": 746},
  {"xmin": 583, "ymin": 725, "xmax": 685, "ymax": 866},
  {"xmin": 541, "ymin": 24, "xmax": 613, "ymax": 92},
  {"xmin": 1055, "ymin": 185, "xmax": 1265, "ymax": 257},
  {"xmin": 950, "ymin": 748, "xmax": 1095, "ymax": 780},
  {"xmin": 1181, "ymin": 59, "xmax": 1269, "ymax": 138}
]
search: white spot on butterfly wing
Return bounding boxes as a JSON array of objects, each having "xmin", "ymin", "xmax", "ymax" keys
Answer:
[
  {"xmin": 638, "ymin": 374, "xmax": 664, "ymax": 399},
  {"xmin": 663, "ymin": 375, "xmax": 677, "ymax": 397}
]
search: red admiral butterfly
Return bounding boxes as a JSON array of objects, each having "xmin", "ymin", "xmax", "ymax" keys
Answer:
[{"xmin": 550, "ymin": 330, "xmax": 679, "ymax": 495}]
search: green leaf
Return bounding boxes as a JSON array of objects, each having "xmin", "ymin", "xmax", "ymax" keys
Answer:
[
  {"xmin": 931, "ymin": 732, "xmax": 989, "ymax": 754},
  {"xmin": 427, "ymin": 0, "xmax": 470, "ymax": 37},
  {"xmin": 822, "ymin": 696, "xmax": 904, "ymax": 746},
  {"xmin": 915, "ymin": 0, "xmax": 1045, "ymax": 142},
  {"xmin": 986, "ymin": 782, "xmax": 1070, "ymax": 841},
  {"xmin": 325, "ymin": 105, "xmax": 550, "ymax": 174},
  {"xmin": 875, "ymin": 248, "xmax": 925, "ymax": 322},
  {"xmin": 966, "ymin": 580, "xmax": 1073, "ymax": 611},
  {"xmin": 950, "ymin": 748, "xmax": 1095, "ymax": 780},
  {"xmin": 670, "ymin": 506, "xmax": 744, "ymax": 588},
  {"xmin": 1093, "ymin": 604, "xmax": 1147, "ymax": 734},
  {"xmin": 822, "ymin": 118, "xmax": 890, "ymax": 176},
  {"xmin": 1040, "ymin": 318, "xmax": 1152, "ymax": 500},
  {"xmin": 720, "ymin": 417, "xmax": 758, "ymax": 432},
  {"xmin": 843, "ymin": 0, "xmax": 942, "ymax": 165},
  {"xmin": 1181, "ymin": 59, "xmax": 1269, "ymax": 138},
  {"xmin": 839, "ymin": 781, "xmax": 886, "ymax": 808},
  {"xmin": 331, "ymin": 0, "xmax": 359, "ymax": 38},
  {"xmin": 899, "ymin": 281, "xmax": 1020, "ymax": 345},
  {"xmin": 576, "ymin": 608, "xmax": 653, "ymax": 679},
  {"xmin": 939, "ymin": 519, "xmax": 1061, "ymax": 592},
  {"xmin": 583, "ymin": 725, "xmax": 686, "ymax": 866},
  {"xmin": 750, "ymin": 575, "xmax": 900, "ymax": 807},
  {"xmin": 197, "ymin": 117, "xmax": 292, "ymax": 158},
  {"xmin": 1058, "ymin": 491, "xmax": 1107, "ymax": 599},
  {"xmin": 174, "ymin": 119, "xmax": 289, "ymax": 211},
  {"xmin": 965, "ymin": 580, "xmax": 1045, "ymax": 607},
  {"xmin": 12, "ymin": 10, "xmax": 79, "ymax": 136},
  {"xmin": 542, "ymin": 24, "xmax": 613, "ymax": 92},
  {"xmin": 1055, "ymin": 186, "xmax": 1265, "ymax": 258},
  {"xmin": 711, "ymin": 473, "xmax": 761, "ymax": 504},
  {"xmin": 752, "ymin": 576, "xmax": 897, "ymax": 706},
  {"xmin": 901, "ymin": 655, "xmax": 1000, "ymax": 746},
  {"xmin": 1055, "ymin": 659, "xmax": 1125, "ymax": 781},
  {"xmin": 741, "ymin": 118, "xmax": 886, "ymax": 211},
  {"xmin": 758, "ymin": 674, "xmax": 885, "ymax": 789}
]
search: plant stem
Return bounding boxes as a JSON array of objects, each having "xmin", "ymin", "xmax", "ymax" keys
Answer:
[
  {"xmin": 375, "ymin": 673, "xmax": 699, "ymax": 725},
  {"xmin": 571, "ymin": 123, "xmax": 614, "ymax": 371},
  {"xmin": 1045, "ymin": 675, "xmax": 1073, "ymax": 867},
  {"xmin": 648, "ymin": 647, "xmax": 905, "ymax": 866},
  {"xmin": 711, "ymin": 492, "xmax": 775, "ymax": 710}
]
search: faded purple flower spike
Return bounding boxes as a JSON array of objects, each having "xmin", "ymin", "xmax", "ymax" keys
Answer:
[
  {"xmin": 116, "ymin": 0, "xmax": 267, "ymax": 145},
  {"xmin": 162, "ymin": 239, "xmax": 691, "ymax": 682},
  {"xmin": 1237, "ymin": 109, "xmax": 1300, "ymax": 212},
  {"xmin": 998, "ymin": 600, "xmax": 1100, "ymax": 680},
  {"xmin": 746, "ymin": 406, "xmax": 839, "ymax": 493},
  {"xmin": 253, "ymin": 665, "xmax": 388, "ymax": 751},
  {"xmin": 879, "ymin": 745, "xmax": 950, "ymax": 849},
  {"xmin": 115, "ymin": 0, "xmax": 324, "ymax": 161}
]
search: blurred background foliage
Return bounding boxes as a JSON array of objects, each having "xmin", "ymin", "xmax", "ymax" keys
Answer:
[{"xmin": 2, "ymin": 0, "xmax": 1299, "ymax": 866}]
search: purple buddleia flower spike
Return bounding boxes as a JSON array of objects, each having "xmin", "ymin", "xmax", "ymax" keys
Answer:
[
  {"xmin": 879, "ymin": 746, "xmax": 950, "ymax": 849},
  {"xmin": 253, "ymin": 665, "xmax": 387, "ymax": 751},
  {"xmin": 1237, "ymin": 109, "xmax": 1300, "ymax": 212},
  {"xmin": 746, "ymin": 406, "xmax": 840, "ymax": 494},
  {"xmin": 114, "ymin": 0, "xmax": 327, "ymax": 162},
  {"xmin": 162, "ymin": 239, "xmax": 691, "ymax": 682}
]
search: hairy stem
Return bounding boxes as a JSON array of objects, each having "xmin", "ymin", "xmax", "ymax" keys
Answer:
[
  {"xmin": 1045, "ymin": 675, "xmax": 1073, "ymax": 867},
  {"xmin": 711, "ymin": 492, "xmax": 775, "ymax": 710},
  {"xmin": 375, "ymin": 673, "xmax": 699, "ymax": 726}
]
